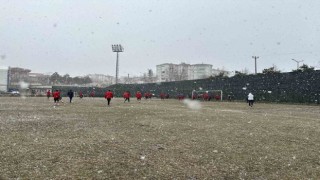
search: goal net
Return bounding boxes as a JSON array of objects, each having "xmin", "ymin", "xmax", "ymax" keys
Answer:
[{"xmin": 191, "ymin": 90, "xmax": 223, "ymax": 101}]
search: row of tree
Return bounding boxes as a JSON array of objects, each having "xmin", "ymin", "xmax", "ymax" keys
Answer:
[
  {"xmin": 50, "ymin": 64, "xmax": 316, "ymax": 85},
  {"xmin": 260, "ymin": 64, "xmax": 315, "ymax": 74},
  {"xmin": 214, "ymin": 64, "xmax": 316, "ymax": 78},
  {"xmin": 50, "ymin": 72, "xmax": 92, "ymax": 85},
  {"xmin": 261, "ymin": 64, "xmax": 315, "ymax": 74}
]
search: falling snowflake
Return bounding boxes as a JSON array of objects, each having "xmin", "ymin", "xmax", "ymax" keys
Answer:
[{"xmin": 182, "ymin": 99, "xmax": 201, "ymax": 110}]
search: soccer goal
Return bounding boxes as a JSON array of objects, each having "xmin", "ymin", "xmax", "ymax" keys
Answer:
[{"xmin": 191, "ymin": 90, "xmax": 223, "ymax": 101}]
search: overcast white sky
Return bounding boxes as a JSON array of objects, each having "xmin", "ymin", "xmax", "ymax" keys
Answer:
[{"xmin": 1, "ymin": 0, "xmax": 319, "ymax": 77}]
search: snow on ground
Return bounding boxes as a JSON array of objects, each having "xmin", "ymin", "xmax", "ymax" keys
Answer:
[{"xmin": 0, "ymin": 97, "xmax": 320, "ymax": 179}]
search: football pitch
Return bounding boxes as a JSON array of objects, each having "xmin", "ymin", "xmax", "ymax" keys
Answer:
[{"xmin": 0, "ymin": 97, "xmax": 320, "ymax": 179}]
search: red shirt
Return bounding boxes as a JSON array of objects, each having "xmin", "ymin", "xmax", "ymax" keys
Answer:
[
  {"xmin": 203, "ymin": 93, "xmax": 209, "ymax": 100},
  {"xmin": 123, "ymin": 92, "xmax": 130, "ymax": 98},
  {"xmin": 105, "ymin": 91, "xmax": 113, "ymax": 99},
  {"xmin": 136, "ymin": 92, "xmax": 142, "ymax": 99},
  {"xmin": 53, "ymin": 91, "xmax": 60, "ymax": 99}
]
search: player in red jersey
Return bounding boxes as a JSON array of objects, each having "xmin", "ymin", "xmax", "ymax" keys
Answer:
[
  {"xmin": 104, "ymin": 90, "xmax": 114, "ymax": 106},
  {"xmin": 53, "ymin": 89, "xmax": 61, "ymax": 106},
  {"xmin": 136, "ymin": 91, "xmax": 142, "ymax": 102},
  {"xmin": 46, "ymin": 89, "xmax": 51, "ymax": 100},
  {"xmin": 123, "ymin": 91, "xmax": 130, "ymax": 103}
]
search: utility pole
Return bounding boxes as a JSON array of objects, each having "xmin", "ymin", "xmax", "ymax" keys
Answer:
[
  {"xmin": 127, "ymin": 73, "xmax": 130, "ymax": 84},
  {"xmin": 111, "ymin": 44, "xmax": 124, "ymax": 84},
  {"xmin": 252, "ymin": 56, "xmax": 259, "ymax": 74},
  {"xmin": 291, "ymin": 59, "xmax": 304, "ymax": 69}
]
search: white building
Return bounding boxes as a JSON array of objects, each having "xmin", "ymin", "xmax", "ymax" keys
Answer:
[
  {"xmin": 0, "ymin": 66, "xmax": 9, "ymax": 92},
  {"xmin": 156, "ymin": 63, "xmax": 215, "ymax": 82},
  {"xmin": 156, "ymin": 63, "xmax": 190, "ymax": 82},
  {"xmin": 191, "ymin": 64, "xmax": 213, "ymax": 79},
  {"xmin": 156, "ymin": 63, "xmax": 173, "ymax": 82},
  {"xmin": 87, "ymin": 74, "xmax": 114, "ymax": 86}
]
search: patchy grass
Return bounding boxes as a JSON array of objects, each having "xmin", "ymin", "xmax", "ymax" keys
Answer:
[{"xmin": 0, "ymin": 97, "xmax": 320, "ymax": 179}]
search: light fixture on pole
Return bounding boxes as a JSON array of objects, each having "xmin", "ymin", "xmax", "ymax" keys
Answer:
[
  {"xmin": 111, "ymin": 44, "xmax": 124, "ymax": 84},
  {"xmin": 252, "ymin": 56, "xmax": 259, "ymax": 74},
  {"xmin": 291, "ymin": 59, "xmax": 303, "ymax": 69}
]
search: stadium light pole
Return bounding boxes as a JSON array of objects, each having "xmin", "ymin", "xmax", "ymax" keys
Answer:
[
  {"xmin": 111, "ymin": 44, "xmax": 124, "ymax": 84},
  {"xmin": 291, "ymin": 59, "xmax": 303, "ymax": 69},
  {"xmin": 252, "ymin": 56, "xmax": 259, "ymax": 74}
]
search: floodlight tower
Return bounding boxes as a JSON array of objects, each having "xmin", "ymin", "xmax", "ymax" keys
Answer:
[
  {"xmin": 112, "ymin": 44, "xmax": 124, "ymax": 84},
  {"xmin": 252, "ymin": 56, "xmax": 259, "ymax": 74},
  {"xmin": 291, "ymin": 59, "xmax": 304, "ymax": 69}
]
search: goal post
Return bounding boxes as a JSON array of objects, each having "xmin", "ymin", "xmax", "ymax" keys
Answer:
[{"xmin": 192, "ymin": 90, "xmax": 223, "ymax": 101}]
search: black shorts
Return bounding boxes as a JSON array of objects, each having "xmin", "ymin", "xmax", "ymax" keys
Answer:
[{"xmin": 54, "ymin": 98, "xmax": 59, "ymax": 102}]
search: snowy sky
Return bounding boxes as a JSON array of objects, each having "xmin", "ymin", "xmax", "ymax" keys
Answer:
[{"xmin": 0, "ymin": 0, "xmax": 319, "ymax": 77}]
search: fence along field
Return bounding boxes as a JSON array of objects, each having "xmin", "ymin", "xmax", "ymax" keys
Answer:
[{"xmin": 0, "ymin": 97, "xmax": 320, "ymax": 179}]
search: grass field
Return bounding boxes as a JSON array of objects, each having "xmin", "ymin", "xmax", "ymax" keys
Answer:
[{"xmin": 1, "ymin": 97, "xmax": 320, "ymax": 179}]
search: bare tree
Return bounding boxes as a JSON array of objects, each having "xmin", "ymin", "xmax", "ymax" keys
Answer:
[
  {"xmin": 168, "ymin": 64, "xmax": 176, "ymax": 82},
  {"xmin": 167, "ymin": 63, "xmax": 189, "ymax": 81},
  {"xmin": 262, "ymin": 65, "xmax": 281, "ymax": 74},
  {"xmin": 292, "ymin": 64, "xmax": 315, "ymax": 72},
  {"xmin": 148, "ymin": 69, "xmax": 154, "ymax": 83},
  {"xmin": 176, "ymin": 64, "xmax": 189, "ymax": 81}
]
